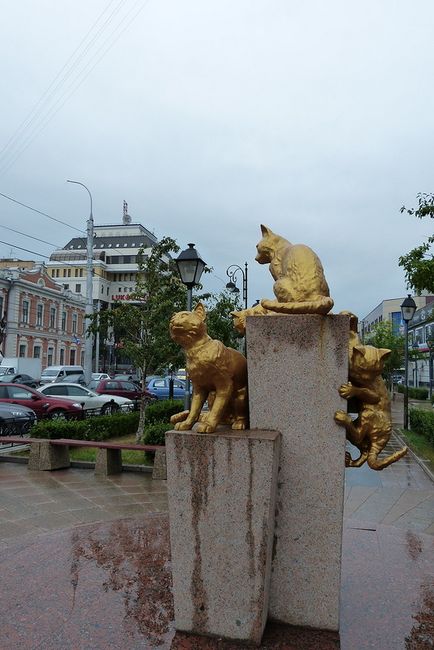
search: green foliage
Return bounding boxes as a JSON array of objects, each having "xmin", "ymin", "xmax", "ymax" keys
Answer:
[
  {"xmin": 399, "ymin": 193, "xmax": 434, "ymax": 293},
  {"xmin": 365, "ymin": 321, "xmax": 404, "ymax": 384},
  {"xmin": 89, "ymin": 237, "xmax": 187, "ymax": 379},
  {"xmin": 146, "ymin": 399, "xmax": 184, "ymax": 424},
  {"xmin": 31, "ymin": 412, "xmax": 140, "ymax": 440},
  {"xmin": 396, "ymin": 384, "xmax": 428, "ymax": 400},
  {"xmin": 201, "ymin": 290, "xmax": 242, "ymax": 349},
  {"xmin": 410, "ymin": 408, "xmax": 434, "ymax": 444},
  {"xmin": 143, "ymin": 422, "xmax": 172, "ymax": 446}
]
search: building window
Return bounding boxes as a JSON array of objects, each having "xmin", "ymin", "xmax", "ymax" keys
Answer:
[
  {"xmin": 107, "ymin": 287, "xmax": 109, "ymax": 295},
  {"xmin": 33, "ymin": 345, "xmax": 41, "ymax": 359},
  {"xmin": 75, "ymin": 284, "xmax": 81, "ymax": 293},
  {"xmin": 50, "ymin": 307, "xmax": 56, "ymax": 328},
  {"xmin": 67, "ymin": 269, "xmax": 71, "ymax": 277},
  {"xmin": 47, "ymin": 347, "xmax": 54, "ymax": 366},
  {"xmin": 61, "ymin": 311, "xmax": 66, "ymax": 331},
  {"xmin": 72, "ymin": 313, "xmax": 77, "ymax": 333},
  {"xmin": 70, "ymin": 349, "xmax": 76, "ymax": 364},
  {"xmin": 36, "ymin": 304, "xmax": 43, "ymax": 326},
  {"xmin": 80, "ymin": 269, "xmax": 83, "ymax": 277},
  {"xmin": 101, "ymin": 285, "xmax": 104, "ymax": 293},
  {"xmin": 63, "ymin": 284, "xmax": 69, "ymax": 290},
  {"xmin": 59, "ymin": 348, "xmax": 65, "ymax": 365},
  {"xmin": 19, "ymin": 344, "xmax": 26, "ymax": 358},
  {"xmin": 22, "ymin": 300, "xmax": 29, "ymax": 324},
  {"xmin": 0, "ymin": 295, "xmax": 3, "ymax": 318}
]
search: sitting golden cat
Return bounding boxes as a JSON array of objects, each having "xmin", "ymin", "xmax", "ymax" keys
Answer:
[
  {"xmin": 169, "ymin": 302, "xmax": 249, "ymax": 433},
  {"xmin": 256, "ymin": 224, "xmax": 334, "ymax": 315}
]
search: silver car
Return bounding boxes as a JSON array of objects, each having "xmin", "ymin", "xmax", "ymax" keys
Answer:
[{"xmin": 37, "ymin": 383, "xmax": 134, "ymax": 415}]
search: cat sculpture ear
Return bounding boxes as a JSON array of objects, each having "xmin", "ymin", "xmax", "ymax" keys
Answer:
[
  {"xmin": 352, "ymin": 344, "xmax": 365, "ymax": 358},
  {"xmin": 260, "ymin": 224, "xmax": 272, "ymax": 236},
  {"xmin": 194, "ymin": 302, "xmax": 207, "ymax": 321},
  {"xmin": 378, "ymin": 348, "xmax": 391, "ymax": 360}
]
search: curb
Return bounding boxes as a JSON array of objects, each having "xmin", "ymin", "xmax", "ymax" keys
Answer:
[{"xmin": 393, "ymin": 427, "xmax": 434, "ymax": 484}]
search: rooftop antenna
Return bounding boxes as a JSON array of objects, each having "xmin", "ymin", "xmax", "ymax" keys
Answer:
[{"xmin": 123, "ymin": 200, "xmax": 132, "ymax": 225}]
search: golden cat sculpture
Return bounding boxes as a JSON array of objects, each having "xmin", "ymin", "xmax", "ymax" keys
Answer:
[
  {"xmin": 334, "ymin": 312, "xmax": 408, "ymax": 470},
  {"xmin": 256, "ymin": 224, "xmax": 334, "ymax": 315},
  {"xmin": 169, "ymin": 302, "xmax": 249, "ymax": 433}
]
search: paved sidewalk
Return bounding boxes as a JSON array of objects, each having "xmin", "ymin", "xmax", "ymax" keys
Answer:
[{"xmin": 0, "ymin": 425, "xmax": 434, "ymax": 648}]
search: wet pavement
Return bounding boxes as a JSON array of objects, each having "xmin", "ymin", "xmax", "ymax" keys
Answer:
[{"xmin": 0, "ymin": 421, "xmax": 434, "ymax": 648}]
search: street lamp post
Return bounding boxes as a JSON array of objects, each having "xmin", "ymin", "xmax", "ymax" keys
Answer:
[
  {"xmin": 67, "ymin": 180, "xmax": 94, "ymax": 385},
  {"xmin": 175, "ymin": 243, "xmax": 206, "ymax": 409},
  {"xmin": 401, "ymin": 295, "xmax": 417, "ymax": 430},
  {"xmin": 427, "ymin": 338, "xmax": 434, "ymax": 401},
  {"xmin": 225, "ymin": 262, "xmax": 248, "ymax": 309}
]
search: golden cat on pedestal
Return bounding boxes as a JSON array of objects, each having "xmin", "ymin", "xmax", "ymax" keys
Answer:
[{"xmin": 169, "ymin": 303, "xmax": 249, "ymax": 433}]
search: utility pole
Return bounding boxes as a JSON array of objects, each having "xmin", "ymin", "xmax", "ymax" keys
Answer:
[{"xmin": 67, "ymin": 180, "xmax": 94, "ymax": 384}]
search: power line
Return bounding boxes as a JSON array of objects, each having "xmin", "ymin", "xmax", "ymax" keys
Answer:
[
  {"xmin": 0, "ymin": 191, "xmax": 84, "ymax": 233},
  {"xmin": 0, "ymin": 224, "xmax": 60, "ymax": 248},
  {"xmin": 0, "ymin": 239, "xmax": 51, "ymax": 259},
  {"xmin": 0, "ymin": 0, "xmax": 150, "ymax": 177}
]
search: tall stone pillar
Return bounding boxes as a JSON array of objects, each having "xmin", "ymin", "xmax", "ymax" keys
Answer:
[{"xmin": 247, "ymin": 314, "xmax": 348, "ymax": 631}]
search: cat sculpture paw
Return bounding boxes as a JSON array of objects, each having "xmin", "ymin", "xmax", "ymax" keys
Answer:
[
  {"xmin": 339, "ymin": 382, "xmax": 355, "ymax": 399},
  {"xmin": 334, "ymin": 409, "xmax": 350, "ymax": 426},
  {"xmin": 196, "ymin": 421, "xmax": 216, "ymax": 433},
  {"xmin": 174, "ymin": 421, "xmax": 193, "ymax": 431}
]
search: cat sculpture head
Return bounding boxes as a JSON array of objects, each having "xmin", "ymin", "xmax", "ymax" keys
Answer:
[
  {"xmin": 350, "ymin": 344, "xmax": 391, "ymax": 386},
  {"xmin": 169, "ymin": 302, "xmax": 208, "ymax": 348},
  {"xmin": 255, "ymin": 224, "xmax": 291, "ymax": 264},
  {"xmin": 231, "ymin": 310, "xmax": 246, "ymax": 334}
]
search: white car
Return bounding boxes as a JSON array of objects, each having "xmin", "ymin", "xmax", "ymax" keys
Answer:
[
  {"xmin": 92, "ymin": 372, "xmax": 110, "ymax": 381},
  {"xmin": 37, "ymin": 383, "xmax": 134, "ymax": 415}
]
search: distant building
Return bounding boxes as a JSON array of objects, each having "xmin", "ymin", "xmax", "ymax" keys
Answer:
[
  {"xmin": 361, "ymin": 294, "xmax": 434, "ymax": 338},
  {"xmin": 0, "ymin": 264, "xmax": 85, "ymax": 369},
  {"xmin": 46, "ymin": 212, "xmax": 159, "ymax": 309}
]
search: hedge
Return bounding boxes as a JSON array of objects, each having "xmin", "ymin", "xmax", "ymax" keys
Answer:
[
  {"xmin": 143, "ymin": 422, "xmax": 173, "ymax": 446},
  {"xmin": 31, "ymin": 412, "xmax": 140, "ymax": 440},
  {"xmin": 145, "ymin": 399, "xmax": 184, "ymax": 425},
  {"xmin": 409, "ymin": 408, "xmax": 434, "ymax": 444},
  {"xmin": 396, "ymin": 385, "xmax": 428, "ymax": 400}
]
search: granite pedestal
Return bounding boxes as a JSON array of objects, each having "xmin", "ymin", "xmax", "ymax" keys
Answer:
[
  {"xmin": 247, "ymin": 314, "xmax": 348, "ymax": 631},
  {"xmin": 166, "ymin": 428, "xmax": 280, "ymax": 646}
]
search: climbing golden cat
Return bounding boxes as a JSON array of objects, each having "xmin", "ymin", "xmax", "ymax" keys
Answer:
[
  {"xmin": 256, "ymin": 224, "xmax": 334, "ymax": 315},
  {"xmin": 169, "ymin": 302, "xmax": 249, "ymax": 433},
  {"xmin": 335, "ymin": 313, "xmax": 407, "ymax": 470}
]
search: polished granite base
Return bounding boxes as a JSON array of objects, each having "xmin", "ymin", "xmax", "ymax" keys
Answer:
[{"xmin": 1, "ymin": 429, "xmax": 434, "ymax": 649}]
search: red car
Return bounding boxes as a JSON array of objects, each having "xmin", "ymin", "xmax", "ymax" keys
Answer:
[
  {"xmin": 0, "ymin": 384, "xmax": 84, "ymax": 420},
  {"xmin": 95, "ymin": 379, "xmax": 156, "ymax": 402}
]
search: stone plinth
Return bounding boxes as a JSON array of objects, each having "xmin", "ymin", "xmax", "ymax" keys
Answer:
[
  {"xmin": 95, "ymin": 448, "xmax": 122, "ymax": 475},
  {"xmin": 166, "ymin": 428, "xmax": 280, "ymax": 646},
  {"xmin": 152, "ymin": 449, "xmax": 167, "ymax": 480},
  {"xmin": 28, "ymin": 440, "xmax": 70, "ymax": 471},
  {"xmin": 247, "ymin": 314, "xmax": 348, "ymax": 631}
]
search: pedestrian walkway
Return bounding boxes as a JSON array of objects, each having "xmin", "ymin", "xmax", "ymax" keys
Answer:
[{"xmin": 0, "ymin": 426, "xmax": 434, "ymax": 648}]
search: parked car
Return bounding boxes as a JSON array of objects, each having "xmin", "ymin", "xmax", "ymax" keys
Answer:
[
  {"xmin": 113, "ymin": 373, "xmax": 141, "ymax": 385},
  {"xmin": 38, "ymin": 383, "xmax": 134, "ymax": 415},
  {"xmin": 0, "ymin": 384, "xmax": 84, "ymax": 420},
  {"xmin": 39, "ymin": 365, "xmax": 85, "ymax": 385},
  {"xmin": 0, "ymin": 402, "xmax": 37, "ymax": 436},
  {"xmin": 147, "ymin": 376, "xmax": 189, "ymax": 400},
  {"xmin": 94, "ymin": 379, "xmax": 156, "ymax": 402},
  {"xmin": 58, "ymin": 373, "xmax": 87, "ymax": 386},
  {"xmin": 92, "ymin": 372, "xmax": 110, "ymax": 381},
  {"xmin": 0, "ymin": 373, "xmax": 38, "ymax": 388}
]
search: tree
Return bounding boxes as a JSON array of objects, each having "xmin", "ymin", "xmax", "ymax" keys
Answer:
[
  {"xmin": 201, "ymin": 291, "xmax": 242, "ymax": 349},
  {"xmin": 89, "ymin": 236, "xmax": 187, "ymax": 438},
  {"xmin": 399, "ymin": 193, "xmax": 434, "ymax": 293},
  {"xmin": 365, "ymin": 321, "xmax": 404, "ymax": 388}
]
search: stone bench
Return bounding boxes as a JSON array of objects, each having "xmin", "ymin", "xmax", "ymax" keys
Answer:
[{"xmin": 0, "ymin": 437, "xmax": 166, "ymax": 479}]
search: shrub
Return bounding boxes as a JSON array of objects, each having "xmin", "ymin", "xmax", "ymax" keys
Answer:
[
  {"xmin": 145, "ymin": 399, "xmax": 183, "ymax": 425},
  {"xmin": 395, "ymin": 384, "xmax": 428, "ymax": 400},
  {"xmin": 31, "ymin": 412, "xmax": 140, "ymax": 440},
  {"xmin": 143, "ymin": 422, "xmax": 172, "ymax": 446},
  {"xmin": 410, "ymin": 408, "xmax": 434, "ymax": 444}
]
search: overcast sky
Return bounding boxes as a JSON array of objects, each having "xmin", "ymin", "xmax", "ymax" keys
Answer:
[{"xmin": 1, "ymin": 0, "xmax": 434, "ymax": 318}]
